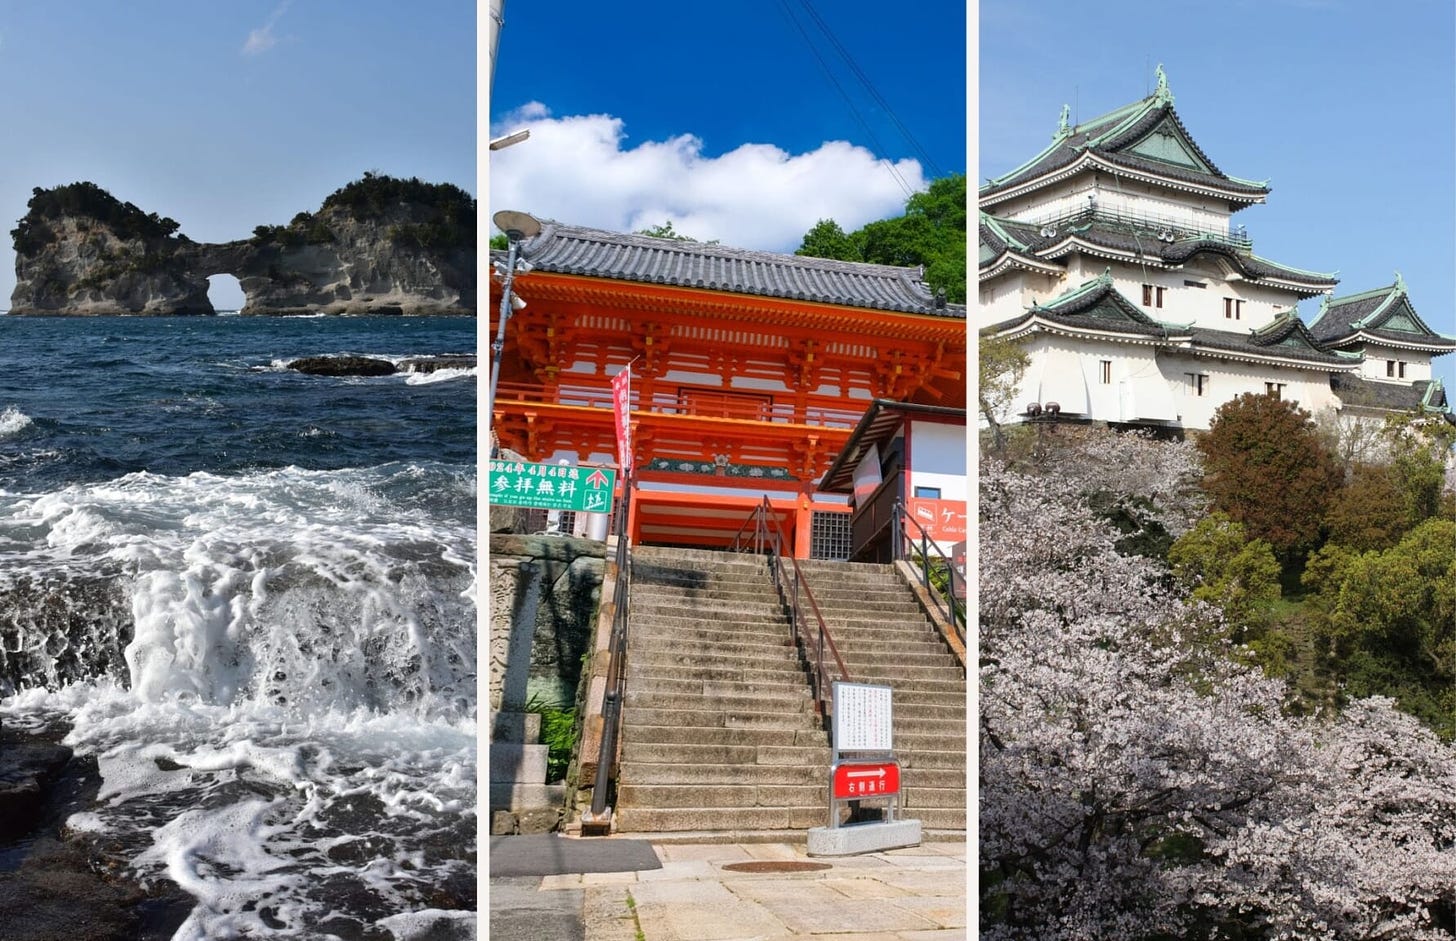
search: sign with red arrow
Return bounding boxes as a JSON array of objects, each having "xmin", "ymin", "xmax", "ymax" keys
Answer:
[
  {"xmin": 488, "ymin": 460, "xmax": 617, "ymax": 512},
  {"xmin": 831, "ymin": 761, "xmax": 900, "ymax": 799}
]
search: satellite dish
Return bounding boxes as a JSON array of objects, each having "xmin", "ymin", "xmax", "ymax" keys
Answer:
[{"xmin": 492, "ymin": 210, "xmax": 542, "ymax": 241}]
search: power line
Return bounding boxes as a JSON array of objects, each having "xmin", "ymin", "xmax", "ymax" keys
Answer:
[
  {"xmin": 772, "ymin": 0, "xmax": 916, "ymax": 199},
  {"xmin": 794, "ymin": 0, "xmax": 945, "ymax": 179}
]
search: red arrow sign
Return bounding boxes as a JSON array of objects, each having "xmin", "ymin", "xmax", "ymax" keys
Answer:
[
  {"xmin": 585, "ymin": 469, "xmax": 609, "ymax": 488},
  {"xmin": 832, "ymin": 762, "xmax": 900, "ymax": 799}
]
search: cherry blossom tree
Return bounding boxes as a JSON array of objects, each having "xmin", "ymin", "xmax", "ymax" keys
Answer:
[{"xmin": 980, "ymin": 455, "xmax": 1456, "ymax": 940}]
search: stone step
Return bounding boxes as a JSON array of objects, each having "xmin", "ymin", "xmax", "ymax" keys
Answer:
[
  {"xmin": 897, "ymin": 786, "xmax": 967, "ymax": 809},
  {"xmin": 904, "ymin": 807, "xmax": 967, "ymax": 831},
  {"xmin": 623, "ymin": 708, "xmax": 821, "ymax": 734},
  {"xmin": 628, "ymin": 661, "xmax": 809, "ymax": 683},
  {"xmin": 619, "ymin": 762, "xmax": 826, "ymax": 787},
  {"xmin": 629, "ymin": 657, "xmax": 806, "ymax": 680},
  {"xmin": 838, "ymin": 643, "xmax": 959, "ymax": 662},
  {"xmin": 631, "ymin": 635, "xmax": 801, "ymax": 660},
  {"xmin": 848, "ymin": 656, "xmax": 963, "ymax": 673},
  {"xmin": 630, "ymin": 613, "xmax": 793, "ymax": 635},
  {"xmin": 613, "ymin": 805, "xmax": 826, "ymax": 833},
  {"xmin": 874, "ymin": 739, "xmax": 964, "ymax": 761},
  {"xmin": 630, "ymin": 648, "xmax": 804, "ymax": 672},
  {"xmin": 626, "ymin": 681, "xmax": 815, "ymax": 705},
  {"xmin": 620, "ymin": 741, "xmax": 826, "ymax": 767},
  {"xmin": 618, "ymin": 783, "xmax": 825, "ymax": 810},
  {"xmin": 625, "ymin": 690, "xmax": 814, "ymax": 716},
  {"xmin": 623, "ymin": 725, "xmax": 829, "ymax": 749}
]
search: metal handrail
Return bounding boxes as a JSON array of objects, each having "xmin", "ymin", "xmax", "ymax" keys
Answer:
[
  {"xmin": 588, "ymin": 475, "xmax": 632, "ymax": 822},
  {"xmin": 729, "ymin": 497, "xmax": 851, "ymax": 730},
  {"xmin": 892, "ymin": 500, "xmax": 966, "ymax": 644},
  {"xmin": 1033, "ymin": 205, "xmax": 1252, "ymax": 251}
]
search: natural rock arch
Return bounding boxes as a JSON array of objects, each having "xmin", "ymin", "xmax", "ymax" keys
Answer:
[{"xmin": 8, "ymin": 176, "xmax": 476, "ymax": 316}]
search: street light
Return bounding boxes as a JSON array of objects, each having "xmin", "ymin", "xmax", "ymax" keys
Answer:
[{"xmin": 488, "ymin": 210, "xmax": 542, "ymax": 456}]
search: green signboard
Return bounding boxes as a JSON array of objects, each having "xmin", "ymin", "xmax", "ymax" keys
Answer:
[{"xmin": 488, "ymin": 460, "xmax": 617, "ymax": 513}]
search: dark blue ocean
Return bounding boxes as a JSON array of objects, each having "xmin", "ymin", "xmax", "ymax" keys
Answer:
[{"xmin": 0, "ymin": 315, "xmax": 477, "ymax": 939}]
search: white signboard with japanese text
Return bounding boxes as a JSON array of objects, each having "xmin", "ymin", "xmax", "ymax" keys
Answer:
[{"xmin": 833, "ymin": 682, "xmax": 893, "ymax": 754}]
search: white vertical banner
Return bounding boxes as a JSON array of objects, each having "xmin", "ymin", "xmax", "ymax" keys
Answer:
[{"xmin": 611, "ymin": 365, "xmax": 633, "ymax": 477}]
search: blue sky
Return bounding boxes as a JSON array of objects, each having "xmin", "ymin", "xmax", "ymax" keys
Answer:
[
  {"xmin": 0, "ymin": 2, "xmax": 473, "ymax": 310},
  {"xmin": 980, "ymin": 0, "xmax": 1456, "ymax": 398},
  {"xmin": 489, "ymin": 0, "xmax": 967, "ymax": 253}
]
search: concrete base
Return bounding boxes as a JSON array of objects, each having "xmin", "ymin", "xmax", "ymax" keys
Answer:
[{"xmin": 806, "ymin": 819, "xmax": 922, "ymax": 857}]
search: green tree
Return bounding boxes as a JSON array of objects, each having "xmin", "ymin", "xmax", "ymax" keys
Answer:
[
  {"xmin": 1168, "ymin": 513, "xmax": 1281, "ymax": 642},
  {"xmin": 489, "ymin": 233, "xmax": 508, "ymax": 250},
  {"xmin": 795, "ymin": 173, "xmax": 967, "ymax": 303},
  {"xmin": 636, "ymin": 220, "xmax": 694, "ymax": 241},
  {"xmin": 795, "ymin": 218, "xmax": 858, "ymax": 261},
  {"xmin": 1196, "ymin": 393, "xmax": 1342, "ymax": 560},
  {"xmin": 978, "ymin": 335, "xmax": 1028, "ymax": 453},
  {"xmin": 1305, "ymin": 519, "xmax": 1456, "ymax": 737},
  {"xmin": 1323, "ymin": 462, "xmax": 1409, "ymax": 552}
]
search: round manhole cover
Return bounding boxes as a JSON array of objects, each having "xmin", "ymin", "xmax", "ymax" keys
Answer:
[{"xmin": 721, "ymin": 861, "xmax": 832, "ymax": 874}]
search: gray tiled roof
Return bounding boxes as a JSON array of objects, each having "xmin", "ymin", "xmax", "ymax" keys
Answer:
[
  {"xmin": 499, "ymin": 221, "xmax": 965, "ymax": 318},
  {"xmin": 980, "ymin": 96, "xmax": 1269, "ymax": 203},
  {"xmin": 1032, "ymin": 277, "xmax": 1168, "ymax": 337},
  {"xmin": 988, "ymin": 277, "xmax": 1348, "ymax": 367},
  {"xmin": 1309, "ymin": 282, "xmax": 1455, "ymax": 348},
  {"xmin": 1188, "ymin": 321, "xmax": 1347, "ymax": 367},
  {"xmin": 977, "ymin": 213, "xmax": 1335, "ymax": 290},
  {"xmin": 1331, "ymin": 374, "xmax": 1447, "ymax": 412}
]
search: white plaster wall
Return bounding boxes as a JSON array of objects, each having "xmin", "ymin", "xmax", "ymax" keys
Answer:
[
  {"xmin": 1152, "ymin": 353, "xmax": 1341, "ymax": 429},
  {"xmin": 1356, "ymin": 346, "xmax": 1434, "ymax": 383},
  {"xmin": 905, "ymin": 420, "xmax": 967, "ymax": 502}
]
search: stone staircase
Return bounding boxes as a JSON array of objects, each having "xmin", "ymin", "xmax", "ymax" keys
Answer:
[
  {"xmin": 798, "ymin": 557, "xmax": 967, "ymax": 834},
  {"xmin": 611, "ymin": 546, "xmax": 966, "ymax": 837},
  {"xmin": 614, "ymin": 546, "xmax": 829, "ymax": 833}
]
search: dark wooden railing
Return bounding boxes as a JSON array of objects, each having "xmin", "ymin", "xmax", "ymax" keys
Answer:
[
  {"xmin": 729, "ymin": 497, "xmax": 851, "ymax": 730},
  {"xmin": 588, "ymin": 476, "xmax": 632, "ymax": 823}
]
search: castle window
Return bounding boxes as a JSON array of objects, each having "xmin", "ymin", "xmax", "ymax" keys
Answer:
[
  {"xmin": 1100, "ymin": 360, "xmax": 1113, "ymax": 384},
  {"xmin": 1141, "ymin": 284, "xmax": 1164, "ymax": 308},
  {"xmin": 1265, "ymin": 382, "xmax": 1286, "ymax": 400},
  {"xmin": 1186, "ymin": 373, "xmax": 1208, "ymax": 396},
  {"xmin": 1224, "ymin": 298, "xmax": 1243, "ymax": 320},
  {"xmin": 1387, "ymin": 360, "xmax": 1396, "ymax": 377},
  {"xmin": 1399, "ymin": 361, "xmax": 1408, "ymax": 379}
]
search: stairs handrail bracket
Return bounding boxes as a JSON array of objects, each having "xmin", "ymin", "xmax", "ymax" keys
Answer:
[{"xmin": 730, "ymin": 497, "xmax": 851, "ymax": 726}]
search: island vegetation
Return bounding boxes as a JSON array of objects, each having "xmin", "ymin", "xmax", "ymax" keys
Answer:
[{"xmin": 11, "ymin": 182, "xmax": 184, "ymax": 255}]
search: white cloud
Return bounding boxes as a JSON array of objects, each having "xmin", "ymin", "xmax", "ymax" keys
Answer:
[
  {"xmin": 488, "ymin": 103, "xmax": 925, "ymax": 252},
  {"xmin": 242, "ymin": 1, "xmax": 290, "ymax": 56}
]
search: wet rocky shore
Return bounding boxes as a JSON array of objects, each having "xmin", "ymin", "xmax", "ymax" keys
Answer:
[{"xmin": 0, "ymin": 722, "xmax": 191, "ymax": 941}]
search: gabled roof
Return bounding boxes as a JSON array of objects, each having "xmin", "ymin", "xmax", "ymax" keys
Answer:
[
  {"xmin": 1185, "ymin": 310, "xmax": 1351, "ymax": 368},
  {"xmin": 499, "ymin": 220, "xmax": 965, "ymax": 318},
  {"xmin": 1331, "ymin": 374, "xmax": 1450, "ymax": 414},
  {"xmin": 986, "ymin": 279, "xmax": 1354, "ymax": 371},
  {"xmin": 980, "ymin": 67, "xmax": 1269, "ymax": 209},
  {"xmin": 818, "ymin": 399, "xmax": 965, "ymax": 494},
  {"xmin": 1308, "ymin": 274, "xmax": 1456, "ymax": 352},
  {"xmin": 985, "ymin": 271, "xmax": 1171, "ymax": 339},
  {"xmin": 976, "ymin": 211, "xmax": 1337, "ymax": 295}
]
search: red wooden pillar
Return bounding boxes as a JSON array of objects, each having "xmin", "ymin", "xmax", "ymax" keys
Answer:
[{"xmin": 793, "ymin": 493, "xmax": 813, "ymax": 560}]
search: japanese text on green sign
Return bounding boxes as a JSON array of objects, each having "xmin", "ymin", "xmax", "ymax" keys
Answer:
[{"xmin": 488, "ymin": 460, "xmax": 617, "ymax": 513}]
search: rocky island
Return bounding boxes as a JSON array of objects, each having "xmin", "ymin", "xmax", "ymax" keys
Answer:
[{"xmin": 8, "ymin": 174, "xmax": 475, "ymax": 316}]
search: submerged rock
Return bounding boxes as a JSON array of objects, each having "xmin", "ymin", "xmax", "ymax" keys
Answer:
[
  {"xmin": 9, "ymin": 175, "xmax": 475, "ymax": 317},
  {"xmin": 288, "ymin": 355, "xmax": 397, "ymax": 377}
]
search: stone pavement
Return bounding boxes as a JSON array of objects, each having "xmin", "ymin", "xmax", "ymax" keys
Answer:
[{"xmin": 495, "ymin": 839, "xmax": 967, "ymax": 941}]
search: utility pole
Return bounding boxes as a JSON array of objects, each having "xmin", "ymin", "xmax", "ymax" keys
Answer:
[{"xmin": 488, "ymin": 0, "xmax": 505, "ymax": 91}]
